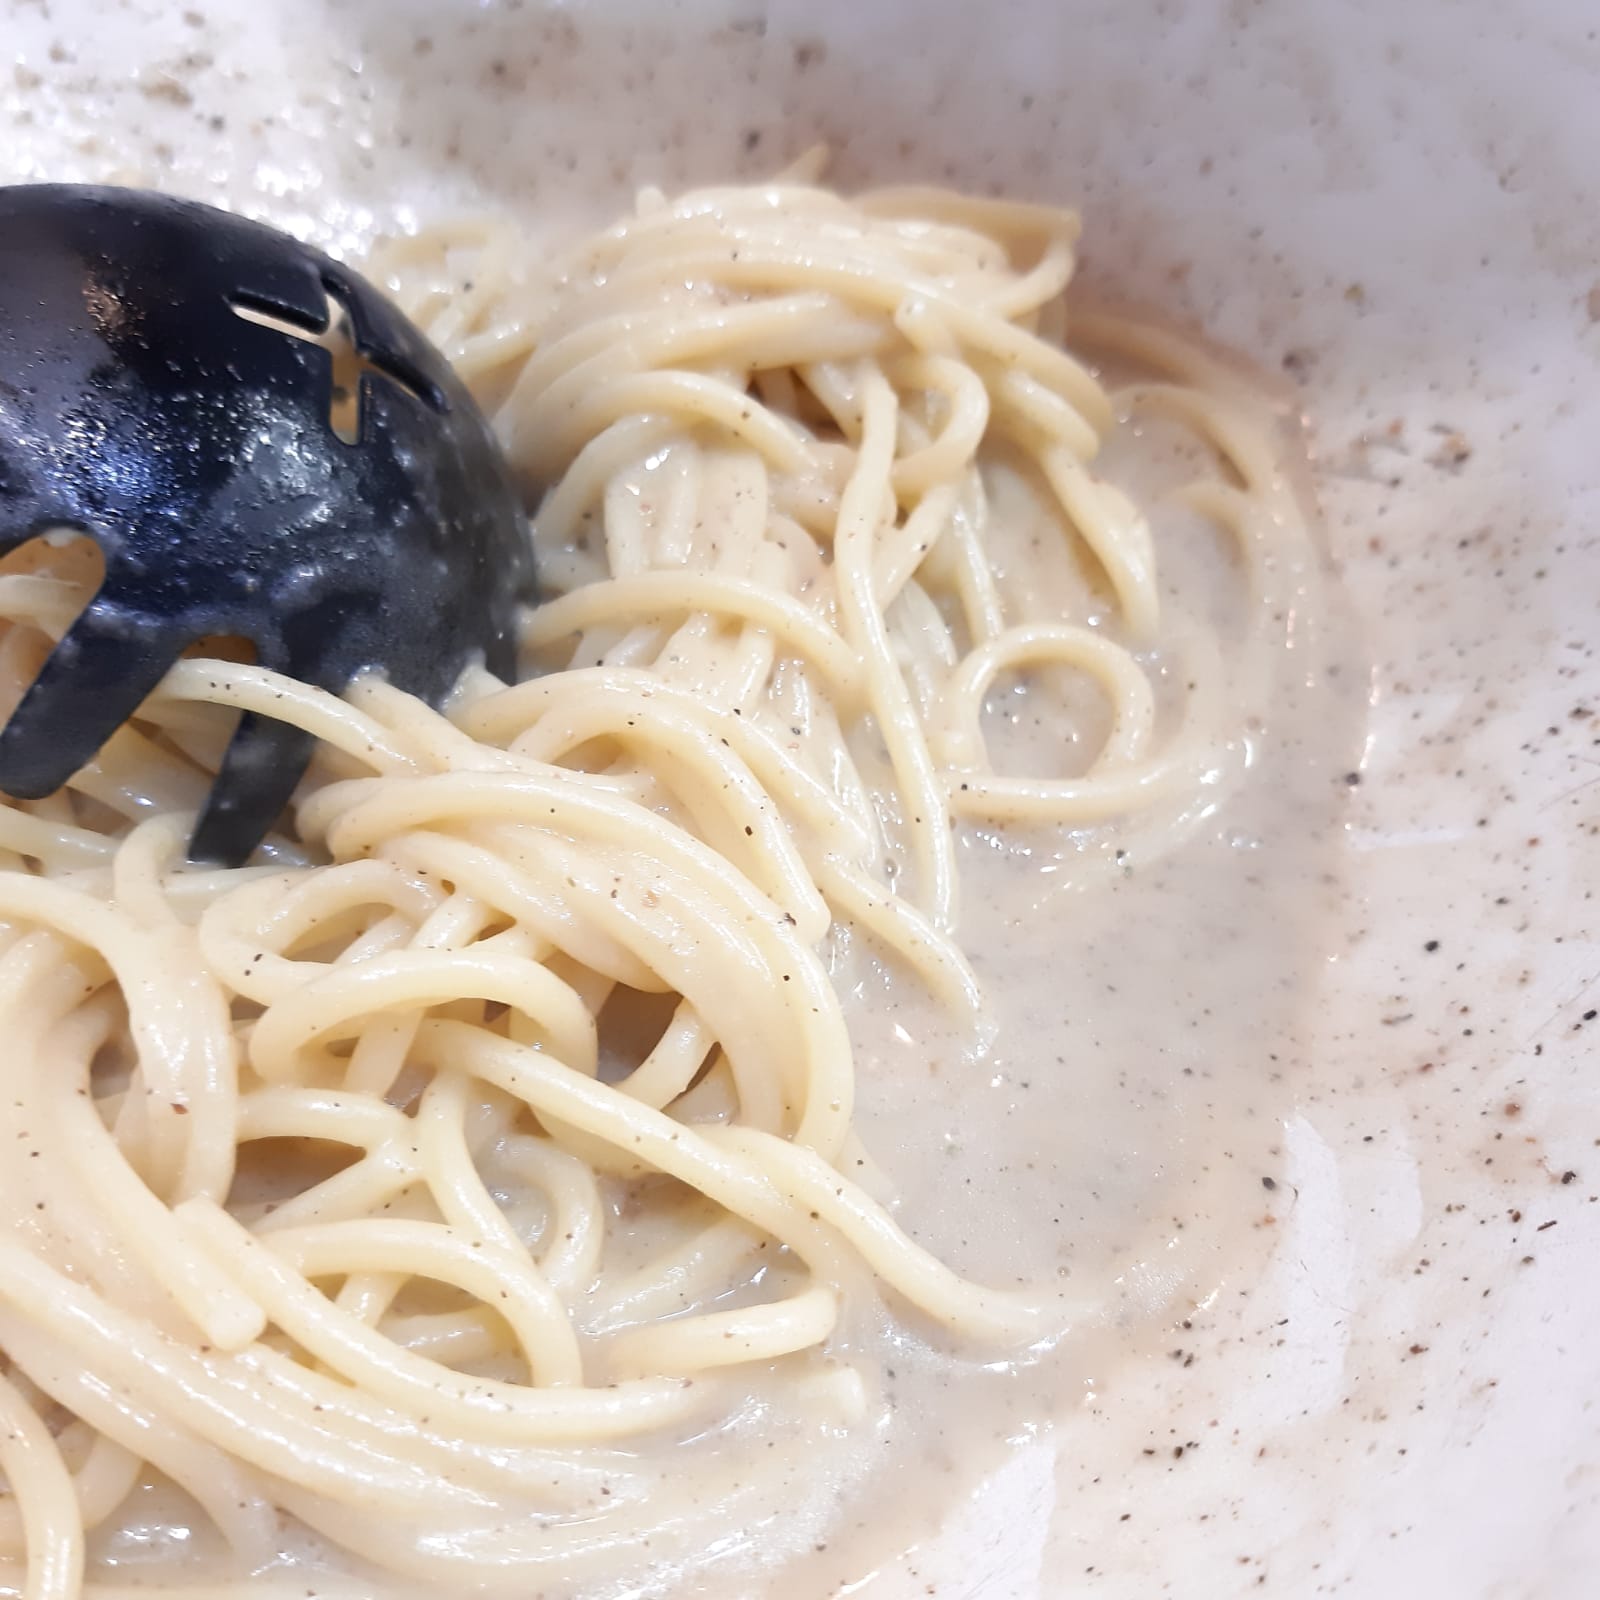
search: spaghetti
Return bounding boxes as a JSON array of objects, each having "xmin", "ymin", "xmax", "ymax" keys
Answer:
[{"xmin": 0, "ymin": 167, "xmax": 1315, "ymax": 1596}]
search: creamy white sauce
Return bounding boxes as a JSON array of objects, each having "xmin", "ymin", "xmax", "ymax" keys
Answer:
[{"xmin": 715, "ymin": 444, "xmax": 1363, "ymax": 1596}]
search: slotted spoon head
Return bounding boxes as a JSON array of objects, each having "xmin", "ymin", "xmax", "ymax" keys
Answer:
[{"xmin": 0, "ymin": 183, "xmax": 536, "ymax": 865}]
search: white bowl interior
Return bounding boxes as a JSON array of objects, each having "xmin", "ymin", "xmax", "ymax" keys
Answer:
[{"xmin": 4, "ymin": 1, "xmax": 1597, "ymax": 1592}]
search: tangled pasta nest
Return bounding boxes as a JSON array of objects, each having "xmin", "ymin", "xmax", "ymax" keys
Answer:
[{"xmin": 0, "ymin": 168, "xmax": 1309, "ymax": 1595}]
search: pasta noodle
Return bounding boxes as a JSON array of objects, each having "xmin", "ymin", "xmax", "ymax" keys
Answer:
[{"xmin": 0, "ymin": 167, "xmax": 1316, "ymax": 1596}]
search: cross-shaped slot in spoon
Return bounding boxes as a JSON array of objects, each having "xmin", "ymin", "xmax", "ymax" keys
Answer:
[{"xmin": 230, "ymin": 282, "xmax": 435, "ymax": 446}]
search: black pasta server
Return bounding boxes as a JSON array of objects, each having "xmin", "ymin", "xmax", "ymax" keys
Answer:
[{"xmin": 0, "ymin": 183, "xmax": 536, "ymax": 865}]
